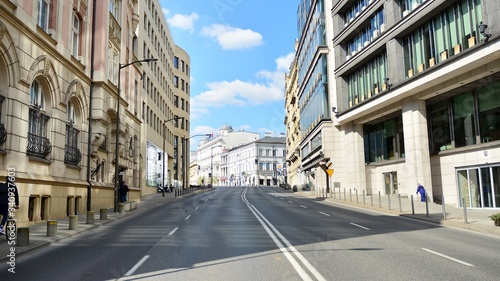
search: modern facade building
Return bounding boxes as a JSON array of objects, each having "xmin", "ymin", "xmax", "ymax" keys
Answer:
[
  {"xmin": 138, "ymin": 0, "xmax": 190, "ymax": 193},
  {"xmin": 0, "ymin": 0, "xmax": 189, "ymax": 225},
  {"xmin": 327, "ymin": 0, "xmax": 500, "ymax": 208},
  {"xmin": 294, "ymin": 0, "xmax": 337, "ymax": 193}
]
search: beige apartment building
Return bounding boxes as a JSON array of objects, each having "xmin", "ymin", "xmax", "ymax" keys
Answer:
[
  {"xmin": 284, "ymin": 42, "xmax": 302, "ymax": 190},
  {"xmin": 139, "ymin": 0, "xmax": 190, "ymax": 194},
  {"xmin": 0, "ymin": 0, "xmax": 189, "ymax": 225}
]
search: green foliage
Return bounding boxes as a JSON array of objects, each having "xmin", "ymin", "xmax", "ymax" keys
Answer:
[{"xmin": 489, "ymin": 213, "xmax": 500, "ymax": 221}]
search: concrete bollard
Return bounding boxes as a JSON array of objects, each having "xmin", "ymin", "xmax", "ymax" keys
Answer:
[
  {"xmin": 100, "ymin": 208, "xmax": 108, "ymax": 220},
  {"xmin": 17, "ymin": 227, "xmax": 30, "ymax": 247},
  {"xmin": 86, "ymin": 211, "xmax": 94, "ymax": 224},
  {"xmin": 130, "ymin": 201, "xmax": 137, "ymax": 210},
  {"xmin": 119, "ymin": 203, "xmax": 125, "ymax": 213},
  {"xmin": 47, "ymin": 220, "xmax": 57, "ymax": 237},
  {"xmin": 69, "ymin": 215, "xmax": 78, "ymax": 230}
]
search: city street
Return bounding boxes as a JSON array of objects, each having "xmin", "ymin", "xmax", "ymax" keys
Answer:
[{"xmin": 1, "ymin": 186, "xmax": 500, "ymax": 281}]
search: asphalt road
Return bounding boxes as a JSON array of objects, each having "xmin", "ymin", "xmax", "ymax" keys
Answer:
[{"xmin": 1, "ymin": 186, "xmax": 499, "ymax": 281}]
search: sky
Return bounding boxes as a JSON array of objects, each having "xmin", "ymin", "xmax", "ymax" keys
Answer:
[{"xmin": 159, "ymin": 0, "xmax": 300, "ymax": 150}]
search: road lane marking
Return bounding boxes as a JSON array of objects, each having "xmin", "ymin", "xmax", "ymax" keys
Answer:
[
  {"xmin": 422, "ymin": 248, "xmax": 474, "ymax": 266},
  {"xmin": 185, "ymin": 215, "xmax": 191, "ymax": 220},
  {"xmin": 288, "ymin": 201, "xmax": 294, "ymax": 204},
  {"xmin": 280, "ymin": 198, "xmax": 284, "ymax": 200},
  {"xmin": 124, "ymin": 255, "xmax": 150, "ymax": 276},
  {"xmin": 195, "ymin": 207, "xmax": 199, "ymax": 211},
  {"xmin": 168, "ymin": 227, "xmax": 178, "ymax": 236},
  {"xmin": 350, "ymin": 223, "xmax": 370, "ymax": 230},
  {"xmin": 300, "ymin": 205, "xmax": 307, "ymax": 208},
  {"xmin": 241, "ymin": 187, "xmax": 326, "ymax": 281},
  {"xmin": 319, "ymin": 212, "xmax": 330, "ymax": 217}
]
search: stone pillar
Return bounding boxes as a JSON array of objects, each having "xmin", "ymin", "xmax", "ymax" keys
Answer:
[
  {"xmin": 402, "ymin": 98, "xmax": 433, "ymax": 201},
  {"xmin": 47, "ymin": 220, "xmax": 57, "ymax": 237}
]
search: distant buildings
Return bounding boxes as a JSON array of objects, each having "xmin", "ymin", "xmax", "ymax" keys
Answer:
[{"xmin": 194, "ymin": 125, "xmax": 286, "ymax": 187}]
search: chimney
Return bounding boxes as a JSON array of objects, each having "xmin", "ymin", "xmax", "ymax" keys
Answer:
[{"xmin": 265, "ymin": 132, "xmax": 273, "ymax": 137}]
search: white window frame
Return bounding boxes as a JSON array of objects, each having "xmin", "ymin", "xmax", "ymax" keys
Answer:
[
  {"xmin": 71, "ymin": 12, "xmax": 80, "ymax": 57},
  {"xmin": 38, "ymin": 0, "xmax": 50, "ymax": 32},
  {"xmin": 108, "ymin": 45, "xmax": 119, "ymax": 85}
]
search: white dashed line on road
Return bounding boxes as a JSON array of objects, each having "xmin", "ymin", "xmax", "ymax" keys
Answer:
[
  {"xmin": 350, "ymin": 222, "xmax": 370, "ymax": 230},
  {"xmin": 319, "ymin": 212, "xmax": 330, "ymax": 217}
]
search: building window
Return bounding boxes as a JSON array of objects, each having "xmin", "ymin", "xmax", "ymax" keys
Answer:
[
  {"xmin": 38, "ymin": 0, "xmax": 50, "ymax": 32},
  {"xmin": 109, "ymin": 0, "xmax": 120, "ymax": 21},
  {"xmin": 364, "ymin": 115, "xmax": 405, "ymax": 163},
  {"xmin": 0, "ymin": 95, "xmax": 7, "ymax": 145},
  {"xmin": 65, "ymin": 101, "xmax": 81, "ymax": 165},
  {"xmin": 346, "ymin": 10, "xmax": 384, "ymax": 57},
  {"xmin": 108, "ymin": 45, "xmax": 119, "ymax": 85},
  {"xmin": 428, "ymin": 80, "xmax": 500, "ymax": 153},
  {"xmin": 27, "ymin": 80, "xmax": 52, "ymax": 158},
  {"xmin": 403, "ymin": 0, "xmax": 482, "ymax": 77},
  {"xmin": 71, "ymin": 12, "xmax": 80, "ymax": 57},
  {"xmin": 174, "ymin": 56, "xmax": 179, "ymax": 68},
  {"xmin": 174, "ymin": 76, "xmax": 179, "ymax": 88},
  {"xmin": 346, "ymin": 53, "xmax": 387, "ymax": 108}
]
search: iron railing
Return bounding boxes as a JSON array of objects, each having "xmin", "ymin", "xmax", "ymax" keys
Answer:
[
  {"xmin": 65, "ymin": 145, "xmax": 82, "ymax": 165},
  {"xmin": 27, "ymin": 132, "xmax": 52, "ymax": 158}
]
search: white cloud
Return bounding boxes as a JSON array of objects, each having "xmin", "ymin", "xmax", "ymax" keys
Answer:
[
  {"xmin": 191, "ymin": 52, "xmax": 295, "ymax": 115},
  {"xmin": 167, "ymin": 13, "xmax": 199, "ymax": 33},
  {"xmin": 162, "ymin": 8, "xmax": 170, "ymax": 17},
  {"xmin": 200, "ymin": 24, "xmax": 263, "ymax": 50}
]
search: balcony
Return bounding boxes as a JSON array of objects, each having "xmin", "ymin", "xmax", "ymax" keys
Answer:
[
  {"xmin": 65, "ymin": 145, "xmax": 82, "ymax": 165},
  {"xmin": 27, "ymin": 133, "xmax": 52, "ymax": 158}
]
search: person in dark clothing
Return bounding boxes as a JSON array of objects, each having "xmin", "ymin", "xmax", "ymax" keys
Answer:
[
  {"xmin": 0, "ymin": 176, "xmax": 19, "ymax": 235},
  {"xmin": 416, "ymin": 183, "xmax": 426, "ymax": 202},
  {"xmin": 119, "ymin": 181, "xmax": 129, "ymax": 203}
]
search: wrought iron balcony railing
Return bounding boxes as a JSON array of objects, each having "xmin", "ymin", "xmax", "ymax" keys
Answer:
[
  {"xmin": 65, "ymin": 145, "xmax": 82, "ymax": 165},
  {"xmin": 27, "ymin": 133, "xmax": 52, "ymax": 158},
  {"xmin": 0, "ymin": 123, "xmax": 6, "ymax": 145}
]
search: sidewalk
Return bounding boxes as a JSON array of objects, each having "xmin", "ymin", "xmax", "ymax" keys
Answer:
[
  {"xmin": 0, "ymin": 188, "xmax": 209, "ymax": 263},
  {"xmin": 294, "ymin": 188, "xmax": 500, "ymax": 237}
]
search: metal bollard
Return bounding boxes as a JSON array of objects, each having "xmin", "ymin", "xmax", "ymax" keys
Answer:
[
  {"xmin": 47, "ymin": 220, "xmax": 57, "ymax": 237},
  {"xmin": 462, "ymin": 198, "xmax": 468, "ymax": 224},
  {"xmin": 356, "ymin": 189, "xmax": 359, "ymax": 203},
  {"xmin": 425, "ymin": 195, "xmax": 429, "ymax": 217},
  {"xmin": 411, "ymin": 195, "xmax": 415, "ymax": 214},
  {"xmin": 442, "ymin": 196, "xmax": 446, "ymax": 220},
  {"xmin": 371, "ymin": 193, "xmax": 373, "ymax": 206},
  {"xmin": 17, "ymin": 227, "xmax": 30, "ymax": 247},
  {"xmin": 344, "ymin": 188, "xmax": 346, "ymax": 201},
  {"xmin": 100, "ymin": 208, "xmax": 108, "ymax": 220},
  {"xmin": 69, "ymin": 215, "xmax": 78, "ymax": 230},
  {"xmin": 378, "ymin": 191, "xmax": 382, "ymax": 208},
  {"xmin": 398, "ymin": 194, "xmax": 402, "ymax": 212},
  {"xmin": 349, "ymin": 189, "xmax": 352, "ymax": 202},
  {"xmin": 87, "ymin": 211, "xmax": 95, "ymax": 224},
  {"xmin": 388, "ymin": 194, "xmax": 391, "ymax": 210}
]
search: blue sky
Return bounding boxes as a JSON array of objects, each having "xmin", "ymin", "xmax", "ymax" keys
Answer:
[{"xmin": 159, "ymin": 0, "xmax": 299, "ymax": 149}]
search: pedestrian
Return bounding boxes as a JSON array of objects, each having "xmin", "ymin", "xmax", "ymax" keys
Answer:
[
  {"xmin": 119, "ymin": 181, "xmax": 129, "ymax": 203},
  {"xmin": 0, "ymin": 176, "xmax": 19, "ymax": 235},
  {"xmin": 416, "ymin": 183, "xmax": 426, "ymax": 202}
]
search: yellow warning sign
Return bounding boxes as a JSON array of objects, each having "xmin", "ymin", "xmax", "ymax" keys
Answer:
[{"xmin": 326, "ymin": 169, "xmax": 334, "ymax": 177}]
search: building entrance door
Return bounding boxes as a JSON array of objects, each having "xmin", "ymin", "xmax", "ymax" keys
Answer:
[{"xmin": 383, "ymin": 172, "xmax": 398, "ymax": 195}]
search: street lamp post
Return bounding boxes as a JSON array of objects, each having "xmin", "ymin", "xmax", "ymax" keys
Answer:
[
  {"xmin": 210, "ymin": 145, "xmax": 222, "ymax": 188},
  {"xmin": 162, "ymin": 116, "xmax": 184, "ymax": 197},
  {"xmin": 114, "ymin": 58, "xmax": 157, "ymax": 213},
  {"xmin": 184, "ymin": 134, "xmax": 211, "ymax": 189}
]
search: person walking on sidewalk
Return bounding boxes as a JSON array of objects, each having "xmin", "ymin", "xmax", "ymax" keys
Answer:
[
  {"xmin": 119, "ymin": 181, "xmax": 129, "ymax": 203},
  {"xmin": 416, "ymin": 183, "xmax": 426, "ymax": 202},
  {"xmin": 0, "ymin": 176, "xmax": 19, "ymax": 235}
]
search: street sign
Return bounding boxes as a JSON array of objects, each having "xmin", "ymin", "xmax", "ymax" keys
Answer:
[{"xmin": 326, "ymin": 169, "xmax": 334, "ymax": 177}]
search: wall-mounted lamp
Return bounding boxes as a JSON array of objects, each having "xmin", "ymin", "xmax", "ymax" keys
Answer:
[
  {"xmin": 331, "ymin": 107, "xmax": 339, "ymax": 117},
  {"xmin": 384, "ymin": 78, "xmax": 392, "ymax": 90},
  {"xmin": 478, "ymin": 23, "xmax": 492, "ymax": 41}
]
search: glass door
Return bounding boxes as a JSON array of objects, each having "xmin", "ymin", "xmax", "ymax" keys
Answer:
[
  {"xmin": 458, "ymin": 165, "xmax": 499, "ymax": 208},
  {"xmin": 384, "ymin": 172, "xmax": 398, "ymax": 195}
]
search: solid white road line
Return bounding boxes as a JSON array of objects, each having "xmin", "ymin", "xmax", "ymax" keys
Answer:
[
  {"xmin": 422, "ymin": 248, "xmax": 474, "ymax": 266},
  {"xmin": 168, "ymin": 227, "xmax": 178, "ymax": 236},
  {"xmin": 319, "ymin": 212, "xmax": 330, "ymax": 217},
  {"xmin": 124, "ymin": 255, "xmax": 150, "ymax": 276},
  {"xmin": 350, "ymin": 222, "xmax": 370, "ymax": 230}
]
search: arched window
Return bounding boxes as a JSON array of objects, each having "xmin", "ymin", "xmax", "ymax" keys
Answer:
[
  {"xmin": 27, "ymin": 79, "xmax": 51, "ymax": 158},
  {"xmin": 71, "ymin": 12, "xmax": 80, "ymax": 57},
  {"xmin": 65, "ymin": 100, "xmax": 81, "ymax": 165}
]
